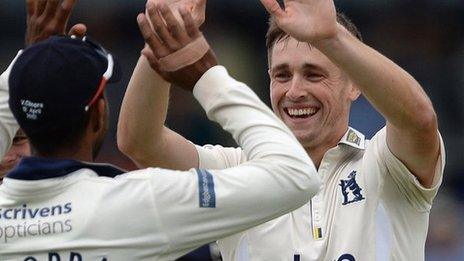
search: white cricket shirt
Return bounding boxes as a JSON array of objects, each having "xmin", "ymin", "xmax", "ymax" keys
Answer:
[
  {"xmin": 0, "ymin": 66, "xmax": 321, "ymax": 260},
  {"xmin": 196, "ymin": 127, "xmax": 445, "ymax": 261},
  {"xmin": 0, "ymin": 52, "xmax": 21, "ymax": 159}
]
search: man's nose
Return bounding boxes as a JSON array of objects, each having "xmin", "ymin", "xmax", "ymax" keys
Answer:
[{"xmin": 286, "ymin": 78, "xmax": 307, "ymax": 101}]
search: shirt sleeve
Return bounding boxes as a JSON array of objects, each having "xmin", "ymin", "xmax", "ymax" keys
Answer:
[
  {"xmin": 370, "ymin": 127, "xmax": 445, "ymax": 211},
  {"xmin": 143, "ymin": 66, "xmax": 321, "ymax": 259},
  {"xmin": 0, "ymin": 52, "xmax": 21, "ymax": 159},
  {"xmin": 195, "ymin": 144, "xmax": 247, "ymax": 169}
]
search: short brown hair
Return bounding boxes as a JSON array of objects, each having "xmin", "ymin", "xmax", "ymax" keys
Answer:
[{"xmin": 266, "ymin": 12, "xmax": 363, "ymax": 63}]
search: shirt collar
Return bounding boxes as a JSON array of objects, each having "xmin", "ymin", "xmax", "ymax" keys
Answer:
[
  {"xmin": 6, "ymin": 157, "xmax": 126, "ymax": 181},
  {"xmin": 338, "ymin": 127, "xmax": 366, "ymax": 150}
]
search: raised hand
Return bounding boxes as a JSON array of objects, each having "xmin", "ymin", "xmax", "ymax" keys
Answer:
[
  {"xmin": 137, "ymin": 3, "xmax": 217, "ymax": 91},
  {"xmin": 25, "ymin": 0, "xmax": 87, "ymax": 46},
  {"xmin": 260, "ymin": 0, "xmax": 337, "ymax": 44},
  {"xmin": 146, "ymin": 0, "xmax": 207, "ymax": 27}
]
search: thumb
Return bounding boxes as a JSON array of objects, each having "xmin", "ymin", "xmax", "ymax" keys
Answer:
[
  {"xmin": 68, "ymin": 23, "xmax": 87, "ymax": 38},
  {"xmin": 260, "ymin": 0, "xmax": 285, "ymax": 19}
]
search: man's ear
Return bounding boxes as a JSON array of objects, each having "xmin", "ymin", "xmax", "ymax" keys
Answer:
[
  {"xmin": 90, "ymin": 98, "xmax": 107, "ymax": 133},
  {"xmin": 348, "ymin": 83, "xmax": 361, "ymax": 101}
]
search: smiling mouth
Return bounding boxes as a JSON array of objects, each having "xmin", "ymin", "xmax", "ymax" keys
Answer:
[{"xmin": 284, "ymin": 107, "xmax": 319, "ymax": 119}]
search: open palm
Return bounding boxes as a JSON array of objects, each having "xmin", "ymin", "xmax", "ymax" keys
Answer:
[
  {"xmin": 260, "ymin": 0, "xmax": 337, "ymax": 43},
  {"xmin": 147, "ymin": 0, "xmax": 206, "ymax": 26}
]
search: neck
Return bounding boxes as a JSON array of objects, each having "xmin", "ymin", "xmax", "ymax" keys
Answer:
[
  {"xmin": 304, "ymin": 127, "xmax": 349, "ymax": 169},
  {"xmin": 305, "ymin": 143, "xmax": 334, "ymax": 169},
  {"xmin": 32, "ymin": 146, "xmax": 93, "ymax": 163}
]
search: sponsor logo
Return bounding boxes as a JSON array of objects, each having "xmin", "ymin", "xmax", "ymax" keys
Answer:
[
  {"xmin": 196, "ymin": 169, "xmax": 216, "ymax": 208},
  {"xmin": 0, "ymin": 203, "xmax": 73, "ymax": 243}
]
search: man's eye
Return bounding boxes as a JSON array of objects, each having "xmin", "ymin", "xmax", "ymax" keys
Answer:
[
  {"xmin": 306, "ymin": 74, "xmax": 323, "ymax": 81},
  {"xmin": 274, "ymin": 73, "xmax": 291, "ymax": 80},
  {"xmin": 13, "ymin": 137, "xmax": 28, "ymax": 145}
]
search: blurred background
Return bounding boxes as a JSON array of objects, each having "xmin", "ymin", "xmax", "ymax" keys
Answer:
[{"xmin": 1, "ymin": 0, "xmax": 463, "ymax": 260}]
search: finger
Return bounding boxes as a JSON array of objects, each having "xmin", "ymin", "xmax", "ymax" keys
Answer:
[
  {"xmin": 137, "ymin": 13, "xmax": 168, "ymax": 58},
  {"xmin": 42, "ymin": 0, "xmax": 60, "ymax": 22},
  {"xmin": 158, "ymin": 3, "xmax": 184, "ymax": 41},
  {"xmin": 56, "ymin": 0, "xmax": 77, "ymax": 29},
  {"xmin": 147, "ymin": 4, "xmax": 178, "ymax": 50},
  {"xmin": 197, "ymin": 0, "xmax": 207, "ymax": 8},
  {"xmin": 141, "ymin": 48, "xmax": 161, "ymax": 71},
  {"xmin": 259, "ymin": 0, "xmax": 285, "ymax": 19},
  {"xmin": 141, "ymin": 48, "xmax": 171, "ymax": 81},
  {"xmin": 179, "ymin": 6, "xmax": 199, "ymax": 38},
  {"xmin": 26, "ymin": 0, "xmax": 36, "ymax": 22},
  {"xmin": 68, "ymin": 23, "xmax": 87, "ymax": 37},
  {"xmin": 36, "ymin": 0, "xmax": 47, "ymax": 17},
  {"xmin": 195, "ymin": 0, "xmax": 207, "ymax": 26}
]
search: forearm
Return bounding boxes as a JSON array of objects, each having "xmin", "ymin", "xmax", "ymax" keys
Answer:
[
  {"xmin": 314, "ymin": 24, "xmax": 436, "ymax": 131},
  {"xmin": 117, "ymin": 55, "xmax": 171, "ymax": 163}
]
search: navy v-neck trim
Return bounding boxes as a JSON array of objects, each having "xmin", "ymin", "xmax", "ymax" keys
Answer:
[{"xmin": 6, "ymin": 157, "xmax": 126, "ymax": 180}]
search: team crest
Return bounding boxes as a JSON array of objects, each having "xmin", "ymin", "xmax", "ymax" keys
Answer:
[{"xmin": 339, "ymin": 171, "xmax": 365, "ymax": 205}]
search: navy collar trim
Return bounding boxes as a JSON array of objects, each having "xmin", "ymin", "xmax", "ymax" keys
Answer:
[{"xmin": 6, "ymin": 157, "xmax": 126, "ymax": 181}]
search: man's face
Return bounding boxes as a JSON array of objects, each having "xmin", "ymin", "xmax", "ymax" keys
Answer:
[
  {"xmin": 269, "ymin": 37, "xmax": 359, "ymax": 149},
  {"xmin": 0, "ymin": 129, "xmax": 31, "ymax": 180}
]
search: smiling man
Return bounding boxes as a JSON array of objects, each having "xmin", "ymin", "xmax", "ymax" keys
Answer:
[
  {"xmin": 118, "ymin": 0, "xmax": 445, "ymax": 260},
  {"xmin": 267, "ymin": 22, "xmax": 362, "ymax": 167}
]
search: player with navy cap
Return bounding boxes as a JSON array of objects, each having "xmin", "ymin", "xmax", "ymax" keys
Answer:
[
  {"xmin": 0, "ymin": 2, "xmax": 321, "ymax": 260},
  {"xmin": 0, "ymin": 0, "xmax": 86, "ymax": 183}
]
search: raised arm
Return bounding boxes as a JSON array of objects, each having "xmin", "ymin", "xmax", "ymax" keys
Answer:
[
  {"xmin": 134, "ymin": 6, "xmax": 320, "ymax": 257},
  {"xmin": 117, "ymin": 55, "xmax": 199, "ymax": 170},
  {"xmin": 117, "ymin": 0, "xmax": 207, "ymax": 170},
  {"xmin": 261, "ymin": 0, "xmax": 440, "ymax": 187}
]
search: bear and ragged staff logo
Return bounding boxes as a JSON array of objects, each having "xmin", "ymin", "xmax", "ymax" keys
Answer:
[{"xmin": 339, "ymin": 171, "xmax": 365, "ymax": 205}]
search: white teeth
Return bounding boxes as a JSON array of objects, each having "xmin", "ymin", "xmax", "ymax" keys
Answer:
[{"xmin": 287, "ymin": 108, "xmax": 317, "ymax": 116}]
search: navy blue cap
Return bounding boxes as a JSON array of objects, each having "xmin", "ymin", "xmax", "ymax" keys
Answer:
[{"xmin": 8, "ymin": 35, "xmax": 121, "ymax": 134}]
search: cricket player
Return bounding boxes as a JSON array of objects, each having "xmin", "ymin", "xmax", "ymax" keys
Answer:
[
  {"xmin": 0, "ymin": 0, "xmax": 87, "ymax": 183},
  {"xmin": 118, "ymin": 0, "xmax": 445, "ymax": 260},
  {"xmin": 0, "ymin": 1, "xmax": 321, "ymax": 260}
]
